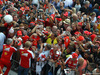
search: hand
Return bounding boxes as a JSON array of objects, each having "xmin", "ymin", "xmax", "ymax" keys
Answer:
[{"xmin": 32, "ymin": 46, "xmax": 36, "ymax": 52}]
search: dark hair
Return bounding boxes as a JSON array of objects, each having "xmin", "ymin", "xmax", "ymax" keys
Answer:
[
  {"xmin": 33, "ymin": 4, "xmax": 38, "ymax": 7},
  {"xmin": 85, "ymin": 51, "xmax": 90, "ymax": 55},
  {"xmin": 89, "ymin": 63, "xmax": 95, "ymax": 69},
  {"xmin": 46, "ymin": 44, "xmax": 51, "ymax": 50}
]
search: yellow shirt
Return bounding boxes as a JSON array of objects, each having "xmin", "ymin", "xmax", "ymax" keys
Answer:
[
  {"xmin": 97, "ymin": 24, "xmax": 100, "ymax": 34},
  {"xmin": 46, "ymin": 38, "xmax": 57, "ymax": 45}
]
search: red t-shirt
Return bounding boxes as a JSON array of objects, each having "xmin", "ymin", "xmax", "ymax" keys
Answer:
[
  {"xmin": 19, "ymin": 48, "xmax": 35, "ymax": 68},
  {"xmin": 64, "ymin": 36, "xmax": 70, "ymax": 48},
  {"xmin": 49, "ymin": 48, "xmax": 61, "ymax": 61},
  {"xmin": 1, "ymin": 44, "xmax": 17, "ymax": 61},
  {"xmin": 65, "ymin": 55, "xmax": 78, "ymax": 69}
]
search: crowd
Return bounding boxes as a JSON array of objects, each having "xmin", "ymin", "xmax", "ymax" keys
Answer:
[{"xmin": 0, "ymin": 0, "xmax": 100, "ymax": 75}]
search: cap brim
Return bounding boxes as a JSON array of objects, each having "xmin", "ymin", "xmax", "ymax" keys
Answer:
[{"xmin": 63, "ymin": 21, "xmax": 69, "ymax": 24}]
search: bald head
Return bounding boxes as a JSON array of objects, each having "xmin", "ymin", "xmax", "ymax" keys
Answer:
[{"xmin": 78, "ymin": 58, "xmax": 84, "ymax": 65}]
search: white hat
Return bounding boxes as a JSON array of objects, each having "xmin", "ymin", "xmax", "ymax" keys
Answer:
[
  {"xmin": 4, "ymin": 15, "xmax": 13, "ymax": 23},
  {"xmin": 9, "ymin": 27, "xmax": 14, "ymax": 34}
]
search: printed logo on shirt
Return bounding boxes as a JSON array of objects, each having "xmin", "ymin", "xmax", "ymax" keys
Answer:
[
  {"xmin": 68, "ymin": 61, "xmax": 71, "ymax": 64},
  {"xmin": 22, "ymin": 53, "xmax": 28, "ymax": 57},
  {"xmin": 4, "ymin": 46, "xmax": 6, "ymax": 49},
  {"xmin": 4, "ymin": 48, "xmax": 10, "ymax": 51},
  {"xmin": 4, "ymin": 52, "xmax": 7, "ymax": 55},
  {"xmin": 21, "ymin": 51, "xmax": 24, "ymax": 54}
]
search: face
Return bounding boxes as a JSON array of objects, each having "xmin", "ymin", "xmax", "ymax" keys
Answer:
[
  {"xmin": 13, "ymin": 16, "xmax": 18, "ymax": 22},
  {"xmin": 77, "ymin": 25, "xmax": 81, "ymax": 30},
  {"xmin": 72, "ymin": 58, "xmax": 77, "ymax": 61},
  {"xmin": 64, "ymin": 24, "xmax": 69, "ymax": 28},
  {"xmin": 84, "ymin": 53, "xmax": 89, "ymax": 59},
  {"xmin": 53, "ymin": 45, "xmax": 58, "ymax": 51}
]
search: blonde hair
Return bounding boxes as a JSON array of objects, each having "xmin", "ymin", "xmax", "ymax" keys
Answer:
[{"xmin": 25, "ymin": 41, "xmax": 32, "ymax": 48}]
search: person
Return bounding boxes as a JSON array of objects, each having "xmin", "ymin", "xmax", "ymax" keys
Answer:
[
  {"xmin": 0, "ymin": 31, "xmax": 6, "ymax": 57},
  {"xmin": 93, "ymin": 66, "xmax": 100, "ymax": 75},
  {"xmin": 18, "ymin": 41, "xmax": 35, "ymax": 75},
  {"xmin": 77, "ymin": 58, "xmax": 87, "ymax": 75},
  {"xmin": 0, "ymin": 38, "xmax": 17, "ymax": 75},
  {"xmin": 64, "ymin": 53, "xmax": 78, "ymax": 75},
  {"xmin": 79, "ymin": 1, "xmax": 90, "ymax": 15}
]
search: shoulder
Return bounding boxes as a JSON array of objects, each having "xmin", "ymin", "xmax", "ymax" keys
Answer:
[
  {"xmin": 27, "ymin": 50, "xmax": 33, "ymax": 54},
  {"xmin": 11, "ymin": 46, "xmax": 17, "ymax": 51}
]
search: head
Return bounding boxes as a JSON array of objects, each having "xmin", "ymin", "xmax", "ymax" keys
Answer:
[
  {"xmin": 6, "ymin": 38, "xmax": 13, "ymax": 45},
  {"xmin": 66, "ymin": 26, "xmax": 72, "ymax": 32},
  {"xmin": 25, "ymin": 41, "xmax": 32, "ymax": 48},
  {"xmin": 92, "ymin": 45, "xmax": 98, "ymax": 52},
  {"xmin": 66, "ymin": 45, "xmax": 73, "ymax": 54},
  {"xmin": 84, "ymin": 1, "xmax": 90, "ymax": 8},
  {"xmin": 53, "ymin": 45, "xmax": 58, "ymax": 52},
  {"xmin": 84, "ymin": 51, "xmax": 90, "ymax": 59},
  {"xmin": 52, "ymin": 26, "xmax": 57, "ymax": 32},
  {"xmin": 19, "ymin": 23, "xmax": 24, "ymax": 31},
  {"xmin": 63, "ymin": 19, "xmax": 70, "ymax": 28},
  {"xmin": 78, "ymin": 58, "xmax": 84, "ymax": 66},
  {"xmin": 71, "ymin": 53, "xmax": 78, "ymax": 61},
  {"xmin": 33, "ymin": 4, "xmax": 37, "ymax": 9},
  {"xmin": 72, "ymin": 14, "xmax": 78, "ymax": 22},
  {"xmin": 45, "ymin": 44, "xmax": 51, "ymax": 50},
  {"xmin": 13, "ymin": 15, "xmax": 18, "ymax": 22},
  {"xmin": 87, "ymin": 63, "xmax": 95, "ymax": 71}
]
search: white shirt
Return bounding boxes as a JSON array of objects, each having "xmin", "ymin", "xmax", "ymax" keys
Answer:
[
  {"xmin": 0, "ymin": 32, "xmax": 6, "ymax": 52},
  {"xmin": 64, "ymin": 0, "xmax": 73, "ymax": 7}
]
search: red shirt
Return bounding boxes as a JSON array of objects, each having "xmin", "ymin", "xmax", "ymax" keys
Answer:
[
  {"xmin": 64, "ymin": 36, "xmax": 70, "ymax": 48},
  {"xmin": 49, "ymin": 49, "xmax": 61, "ymax": 61},
  {"xmin": 65, "ymin": 55, "xmax": 78, "ymax": 69},
  {"xmin": 19, "ymin": 48, "xmax": 35, "ymax": 68},
  {"xmin": 1, "ymin": 44, "xmax": 17, "ymax": 61}
]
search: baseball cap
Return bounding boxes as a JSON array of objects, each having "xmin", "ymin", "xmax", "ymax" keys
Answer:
[
  {"xmin": 84, "ymin": 31, "xmax": 92, "ymax": 35},
  {"xmin": 0, "ymin": 14, "xmax": 2, "ymax": 17},
  {"xmin": 77, "ymin": 36, "xmax": 85, "ymax": 41},
  {"xmin": 98, "ymin": 15, "xmax": 100, "ymax": 19},
  {"xmin": 91, "ymin": 34, "xmax": 96, "ymax": 41},
  {"xmin": 78, "ymin": 22, "xmax": 83, "ymax": 26},
  {"xmin": 72, "ymin": 53, "xmax": 78, "ymax": 58},
  {"xmin": 74, "ymin": 31, "xmax": 80, "ymax": 35},
  {"xmin": 63, "ymin": 19, "xmax": 70, "ymax": 25},
  {"xmin": 22, "ymin": 35, "xmax": 29, "ymax": 44},
  {"xmin": 20, "ymin": 7, "xmax": 25, "ymax": 11},
  {"xmin": 64, "ymin": 12, "xmax": 68, "ymax": 17},
  {"xmin": 56, "ymin": 18, "xmax": 62, "ymax": 21},
  {"xmin": 17, "ymin": 30, "xmax": 22, "ymax": 36}
]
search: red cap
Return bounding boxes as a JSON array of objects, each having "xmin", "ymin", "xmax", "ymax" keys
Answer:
[
  {"xmin": 72, "ymin": 53, "xmax": 78, "ymax": 58},
  {"xmin": 78, "ymin": 22, "xmax": 83, "ymax": 26},
  {"xmin": 20, "ymin": 7, "xmax": 25, "ymax": 11},
  {"xmin": 74, "ymin": 31, "xmax": 80, "ymax": 35},
  {"xmin": 64, "ymin": 12, "xmax": 68, "ymax": 17},
  {"xmin": 56, "ymin": 18, "xmax": 62, "ymax": 21},
  {"xmin": 25, "ymin": 6, "xmax": 30, "ymax": 10},
  {"xmin": 97, "ymin": 16, "xmax": 100, "ymax": 19},
  {"xmin": 17, "ymin": 31, "xmax": 22, "ymax": 36},
  {"xmin": 0, "ymin": 1, "xmax": 3, "ymax": 5},
  {"xmin": 84, "ymin": 31, "xmax": 92, "ymax": 35},
  {"xmin": 77, "ymin": 36, "xmax": 85, "ymax": 41},
  {"xmin": 91, "ymin": 34, "xmax": 96, "ymax": 41},
  {"xmin": 22, "ymin": 35, "xmax": 29, "ymax": 43},
  {"xmin": 0, "ymin": 14, "xmax": 2, "ymax": 17}
]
